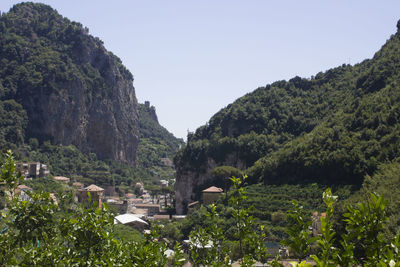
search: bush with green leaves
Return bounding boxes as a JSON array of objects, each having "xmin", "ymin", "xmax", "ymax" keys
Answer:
[
  {"xmin": 187, "ymin": 175, "xmax": 267, "ymax": 266},
  {"xmin": 283, "ymin": 188, "xmax": 400, "ymax": 266},
  {"xmin": 0, "ymin": 151, "xmax": 170, "ymax": 266}
]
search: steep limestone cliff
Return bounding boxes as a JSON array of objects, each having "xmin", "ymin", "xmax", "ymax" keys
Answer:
[{"xmin": 0, "ymin": 3, "xmax": 139, "ymax": 165}]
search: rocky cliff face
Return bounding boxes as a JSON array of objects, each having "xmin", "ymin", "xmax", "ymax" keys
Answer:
[
  {"xmin": 174, "ymin": 159, "xmax": 216, "ymax": 214},
  {"xmin": 143, "ymin": 101, "xmax": 159, "ymax": 123},
  {"xmin": 0, "ymin": 3, "xmax": 139, "ymax": 165},
  {"xmin": 175, "ymin": 153, "xmax": 246, "ymax": 214}
]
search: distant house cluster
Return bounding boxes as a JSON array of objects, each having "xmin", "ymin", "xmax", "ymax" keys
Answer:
[
  {"xmin": 7, "ymin": 161, "xmax": 181, "ymax": 235},
  {"xmin": 16, "ymin": 162, "xmax": 49, "ymax": 179}
]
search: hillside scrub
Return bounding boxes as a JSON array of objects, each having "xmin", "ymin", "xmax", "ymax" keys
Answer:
[{"xmin": 175, "ymin": 21, "xmax": 400, "ymax": 209}]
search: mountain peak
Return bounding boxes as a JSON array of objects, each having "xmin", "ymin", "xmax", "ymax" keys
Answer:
[
  {"xmin": 9, "ymin": 2, "xmax": 59, "ymax": 20},
  {"xmin": 397, "ymin": 19, "xmax": 400, "ymax": 33}
]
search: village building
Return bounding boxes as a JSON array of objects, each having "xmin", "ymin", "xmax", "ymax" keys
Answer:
[
  {"xmin": 134, "ymin": 203, "xmax": 160, "ymax": 216},
  {"xmin": 131, "ymin": 208, "xmax": 148, "ymax": 216},
  {"xmin": 16, "ymin": 162, "xmax": 49, "ymax": 179},
  {"xmin": 114, "ymin": 213, "xmax": 148, "ymax": 231},
  {"xmin": 153, "ymin": 214, "xmax": 170, "ymax": 221},
  {"xmin": 78, "ymin": 184, "xmax": 104, "ymax": 208},
  {"xmin": 141, "ymin": 193, "xmax": 152, "ymax": 203},
  {"xmin": 202, "ymin": 186, "xmax": 223, "ymax": 205},
  {"xmin": 125, "ymin": 193, "xmax": 136, "ymax": 199},
  {"xmin": 28, "ymin": 162, "xmax": 40, "ymax": 178},
  {"xmin": 159, "ymin": 179, "xmax": 169, "ymax": 187},
  {"xmin": 53, "ymin": 176, "xmax": 70, "ymax": 183},
  {"xmin": 106, "ymin": 197, "xmax": 128, "ymax": 214},
  {"xmin": 15, "ymin": 184, "xmax": 32, "ymax": 201},
  {"xmin": 131, "ymin": 198, "xmax": 144, "ymax": 205},
  {"xmin": 39, "ymin": 164, "xmax": 50, "ymax": 177}
]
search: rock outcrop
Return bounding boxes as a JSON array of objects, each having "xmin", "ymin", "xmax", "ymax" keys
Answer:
[
  {"xmin": 175, "ymin": 153, "xmax": 246, "ymax": 214},
  {"xmin": 0, "ymin": 3, "xmax": 139, "ymax": 165}
]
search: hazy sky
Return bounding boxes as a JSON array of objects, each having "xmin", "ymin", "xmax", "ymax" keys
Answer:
[{"xmin": 1, "ymin": 1, "xmax": 400, "ymax": 139}]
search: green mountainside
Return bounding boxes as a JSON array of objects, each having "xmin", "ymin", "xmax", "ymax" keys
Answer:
[
  {"xmin": 175, "ymin": 20, "xmax": 400, "ymax": 213},
  {"xmin": 0, "ymin": 3, "xmax": 182, "ymax": 192},
  {"xmin": 138, "ymin": 102, "xmax": 184, "ymax": 169},
  {"xmin": 0, "ymin": 2, "xmax": 139, "ymax": 165}
]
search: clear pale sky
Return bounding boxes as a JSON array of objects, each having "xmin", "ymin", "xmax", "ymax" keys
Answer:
[{"xmin": 1, "ymin": 1, "xmax": 400, "ymax": 140}]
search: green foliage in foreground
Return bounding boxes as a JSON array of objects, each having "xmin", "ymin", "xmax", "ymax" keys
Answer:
[
  {"xmin": 188, "ymin": 176, "xmax": 267, "ymax": 266},
  {"xmin": 3, "ymin": 150, "xmax": 400, "ymax": 266},
  {"xmin": 284, "ymin": 188, "xmax": 400, "ymax": 267},
  {"xmin": 0, "ymin": 151, "xmax": 267, "ymax": 266},
  {"xmin": 0, "ymin": 151, "xmax": 173, "ymax": 266}
]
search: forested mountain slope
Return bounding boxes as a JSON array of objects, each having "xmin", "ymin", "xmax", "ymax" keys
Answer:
[
  {"xmin": 0, "ymin": 2, "xmax": 139, "ymax": 165},
  {"xmin": 0, "ymin": 3, "xmax": 183, "ymax": 191},
  {"xmin": 175, "ymin": 20, "xmax": 400, "ymax": 214},
  {"xmin": 138, "ymin": 102, "xmax": 184, "ymax": 168}
]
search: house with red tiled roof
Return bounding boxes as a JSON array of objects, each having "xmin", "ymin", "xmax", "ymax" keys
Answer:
[
  {"xmin": 78, "ymin": 184, "xmax": 104, "ymax": 208},
  {"xmin": 53, "ymin": 176, "xmax": 70, "ymax": 183},
  {"xmin": 202, "ymin": 186, "xmax": 223, "ymax": 205}
]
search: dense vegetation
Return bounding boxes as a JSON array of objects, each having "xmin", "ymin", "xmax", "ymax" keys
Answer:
[
  {"xmin": 4, "ymin": 150, "xmax": 400, "ymax": 266},
  {"xmin": 175, "ymin": 20, "xmax": 400, "ymax": 199}
]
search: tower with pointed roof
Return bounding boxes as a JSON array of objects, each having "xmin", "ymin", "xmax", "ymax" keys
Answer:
[
  {"xmin": 78, "ymin": 184, "xmax": 105, "ymax": 208},
  {"xmin": 202, "ymin": 186, "xmax": 223, "ymax": 205}
]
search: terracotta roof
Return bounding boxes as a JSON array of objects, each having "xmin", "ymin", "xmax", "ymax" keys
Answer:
[
  {"xmin": 15, "ymin": 184, "xmax": 32, "ymax": 195},
  {"xmin": 202, "ymin": 186, "xmax": 223, "ymax": 193},
  {"xmin": 82, "ymin": 184, "xmax": 104, "ymax": 192},
  {"xmin": 53, "ymin": 176, "xmax": 70, "ymax": 182}
]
